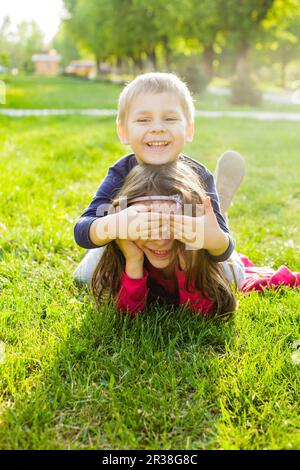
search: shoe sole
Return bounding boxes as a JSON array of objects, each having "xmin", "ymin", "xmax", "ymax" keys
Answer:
[{"xmin": 214, "ymin": 151, "xmax": 246, "ymax": 213}]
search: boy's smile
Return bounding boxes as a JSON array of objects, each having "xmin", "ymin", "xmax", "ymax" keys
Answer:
[{"xmin": 117, "ymin": 92, "xmax": 194, "ymax": 165}]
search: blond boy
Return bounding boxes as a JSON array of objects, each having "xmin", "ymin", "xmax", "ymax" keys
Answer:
[{"xmin": 74, "ymin": 72, "xmax": 244, "ymax": 284}]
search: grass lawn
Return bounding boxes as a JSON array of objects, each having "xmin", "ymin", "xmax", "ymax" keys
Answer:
[
  {"xmin": 2, "ymin": 74, "xmax": 300, "ymax": 113},
  {"xmin": 0, "ymin": 112, "xmax": 299, "ymax": 450},
  {"xmin": 0, "ymin": 76, "xmax": 300, "ymax": 449}
]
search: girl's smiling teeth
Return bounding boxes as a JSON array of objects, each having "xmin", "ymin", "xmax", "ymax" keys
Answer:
[{"xmin": 146, "ymin": 248, "xmax": 172, "ymax": 258}]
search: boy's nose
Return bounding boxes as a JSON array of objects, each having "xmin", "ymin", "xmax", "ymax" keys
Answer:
[{"xmin": 150, "ymin": 121, "xmax": 165, "ymax": 131}]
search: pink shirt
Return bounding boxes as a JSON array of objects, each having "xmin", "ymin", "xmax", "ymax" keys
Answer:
[
  {"xmin": 115, "ymin": 255, "xmax": 300, "ymax": 318},
  {"xmin": 116, "ymin": 264, "xmax": 214, "ymax": 318}
]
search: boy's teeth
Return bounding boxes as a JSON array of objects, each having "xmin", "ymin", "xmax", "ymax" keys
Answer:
[{"xmin": 147, "ymin": 142, "xmax": 168, "ymax": 146}]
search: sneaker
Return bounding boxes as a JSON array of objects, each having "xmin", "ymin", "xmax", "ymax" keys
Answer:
[{"xmin": 214, "ymin": 150, "xmax": 246, "ymax": 213}]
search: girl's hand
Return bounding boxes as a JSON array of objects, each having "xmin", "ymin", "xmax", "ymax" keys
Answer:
[
  {"xmin": 115, "ymin": 238, "xmax": 144, "ymax": 264},
  {"xmin": 115, "ymin": 238, "xmax": 144, "ymax": 279}
]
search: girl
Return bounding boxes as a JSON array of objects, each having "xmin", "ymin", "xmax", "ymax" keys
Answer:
[
  {"xmin": 90, "ymin": 160, "xmax": 300, "ymax": 319},
  {"xmin": 91, "ymin": 160, "xmax": 240, "ymax": 319}
]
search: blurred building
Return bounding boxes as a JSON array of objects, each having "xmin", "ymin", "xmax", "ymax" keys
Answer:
[
  {"xmin": 65, "ymin": 60, "xmax": 96, "ymax": 78},
  {"xmin": 32, "ymin": 50, "xmax": 61, "ymax": 76}
]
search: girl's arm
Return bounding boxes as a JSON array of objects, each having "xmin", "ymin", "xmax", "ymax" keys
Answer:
[
  {"xmin": 116, "ymin": 268, "xmax": 149, "ymax": 318},
  {"xmin": 114, "ymin": 239, "xmax": 148, "ymax": 318}
]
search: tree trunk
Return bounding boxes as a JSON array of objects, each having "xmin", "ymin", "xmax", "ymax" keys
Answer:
[
  {"xmin": 116, "ymin": 56, "xmax": 123, "ymax": 74},
  {"xmin": 149, "ymin": 48, "xmax": 157, "ymax": 71},
  {"xmin": 202, "ymin": 44, "xmax": 215, "ymax": 80},
  {"xmin": 236, "ymin": 43, "xmax": 250, "ymax": 76},
  {"xmin": 95, "ymin": 56, "xmax": 101, "ymax": 77},
  {"xmin": 280, "ymin": 46, "xmax": 287, "ymax": 88},
  {"xmin": 133, "ymin": 56, "xmax": 143, "ymax": 73},
  {"xmin": 161, "ymin": 35, "xmax": 172, "ymax": 71}
]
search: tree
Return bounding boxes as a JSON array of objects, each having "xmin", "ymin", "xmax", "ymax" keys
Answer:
[
  {"xmin": 219, "ymin": 0, "xmax": 276, "ymax": 76},
  {"xmin": 182, "ymin": 0, "xmax": 222, "ymax": 81},
  {"xmin": 52, "ymin": 21, "xmax": 81, "ymax": 68},
  {"xmin": 63, "ymin": 0, "xmax": 192, "ymax": 73},
  {"xmin": 0, "ymin": 16, "xmax": 12, "ymax": 67},
  {"xmin": 0, "ymin": 17, "xmax": 45, "ymax": 72},
  {"xmin": 63, "ymin": 0, "xmax": 115, "ymax": 72},
  {"xmin": 260, "ymin": 1, "xmax": 300, "ymax": 86}
]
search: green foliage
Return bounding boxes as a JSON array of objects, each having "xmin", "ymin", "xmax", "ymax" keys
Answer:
[
  {"xmin": 0, "ymin": 16, "xmax": 45, "ymax": 72},
  {"xmin": 52, "ymin": 22, "xmax": 80, "ymax": 68},
  {"xmin": 1, "ymin": 0, "xmax": 300, "ymax": 83}
]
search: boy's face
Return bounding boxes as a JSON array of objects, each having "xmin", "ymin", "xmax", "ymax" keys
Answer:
[{"xmin": 117, "ymin": 92, "xmax": 194, "ymax": 165}]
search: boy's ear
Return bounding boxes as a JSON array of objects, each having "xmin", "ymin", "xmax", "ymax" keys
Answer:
[
  {"xmin": 117, "ymin": 122, "xmax": 129, "ymax": 145},
  {"xmin": 185, "ymin": 121, "xmax": 194, "ymax": 142}
]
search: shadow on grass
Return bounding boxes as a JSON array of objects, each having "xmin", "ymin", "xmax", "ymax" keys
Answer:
[{"xmin": 1, "ymin": 283, "xmax": 236, "ymax": 450}]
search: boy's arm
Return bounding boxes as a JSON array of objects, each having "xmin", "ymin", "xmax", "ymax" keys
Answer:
[
  {"xmin": 180, "ymin": 154, "xmax": 234, "ymax": 261},
  {"xmin": 200, "ymin": 169, "xmax": 234, "ymax": 261},
  {"xmin": 89, "ymin": 214, "xmax": 118, "ymax": 247},
  {"xmin": 74, "ymin": 155, "xmax": 135, "ymax": 249}
]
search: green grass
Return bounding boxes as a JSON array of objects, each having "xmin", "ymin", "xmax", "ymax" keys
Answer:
[
  {"xmin": 0, "ymin": 114, "xmax": 299, "ymax": 449},
  {"xmin": 2, "ymin": 75, "xmax": 122, "ymax": 109},
  {"xmin": 1, "ymin": 74, "xmax": 300, "ymax": 112}
]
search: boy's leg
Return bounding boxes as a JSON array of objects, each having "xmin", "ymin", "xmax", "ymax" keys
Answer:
[
  {"xmin": 73, "ymin": 247, "xmax": 105, "ymax": 285},
  {"xmin": 214, "ymin": 150, "xmax": 245, "ymax": 215},
  {"xmin": 214, "ymin": 150, "xmax": 246, "ymax": 288},
  {"xmin": 221, "ymin": 251, "xmax": 245, "ymax": 288}
]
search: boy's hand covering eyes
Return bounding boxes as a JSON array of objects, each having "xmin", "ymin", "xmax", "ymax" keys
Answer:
[
  {"xmin": 115, "ymin": 204, "xmax": 172, "ymax": 240},
  {"xmin": 169, "ymin": 196, "xmax": 226, "ymax": 251}
]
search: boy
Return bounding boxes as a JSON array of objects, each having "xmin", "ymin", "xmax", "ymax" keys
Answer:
[{"xmin": 74, "ymin": 72, "xmax": 245, "ymax": 284}]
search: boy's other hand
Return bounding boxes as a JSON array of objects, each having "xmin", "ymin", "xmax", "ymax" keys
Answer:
[{"xmin": 170, "ymin": 196, "xmax": 228, "ymax": 252}]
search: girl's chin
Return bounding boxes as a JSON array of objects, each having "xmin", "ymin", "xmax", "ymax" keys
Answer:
[{"xmin": 145, "ymin": 253, "xmax": 171, "ymax": 267}]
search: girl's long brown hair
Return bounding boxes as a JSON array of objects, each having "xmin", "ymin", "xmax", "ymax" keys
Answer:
[{"xmin": 91, "ymin": 160, "xmax": 236, "ymax": 318}]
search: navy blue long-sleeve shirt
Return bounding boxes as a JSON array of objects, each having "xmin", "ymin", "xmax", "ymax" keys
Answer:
[{"xmin": 74, "ymin": 153, "xmax": 234, "ymax": 262}]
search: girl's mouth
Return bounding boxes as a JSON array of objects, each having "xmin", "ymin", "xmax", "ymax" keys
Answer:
[{"xmin": 146, "ymin": 248, "xmax": 172, "ymax": 259}]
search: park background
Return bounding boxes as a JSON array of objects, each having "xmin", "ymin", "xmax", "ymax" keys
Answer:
[{"xmin": 0, "ymin": 0, "xmax": 300, "ymax": 450}]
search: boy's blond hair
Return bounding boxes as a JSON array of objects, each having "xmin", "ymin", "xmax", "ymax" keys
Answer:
[{"xmin": 116, "ymin": 72, "xmax": 195, "ymax": 126}]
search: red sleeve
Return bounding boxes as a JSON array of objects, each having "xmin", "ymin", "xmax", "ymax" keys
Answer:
[
  {"xmin": 116, "ymin": 269, "xmax": 149, "ymax": 318},
  {"xmin": 176, "ymin": 267, "xmax": 214, "ymax": 316}
]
